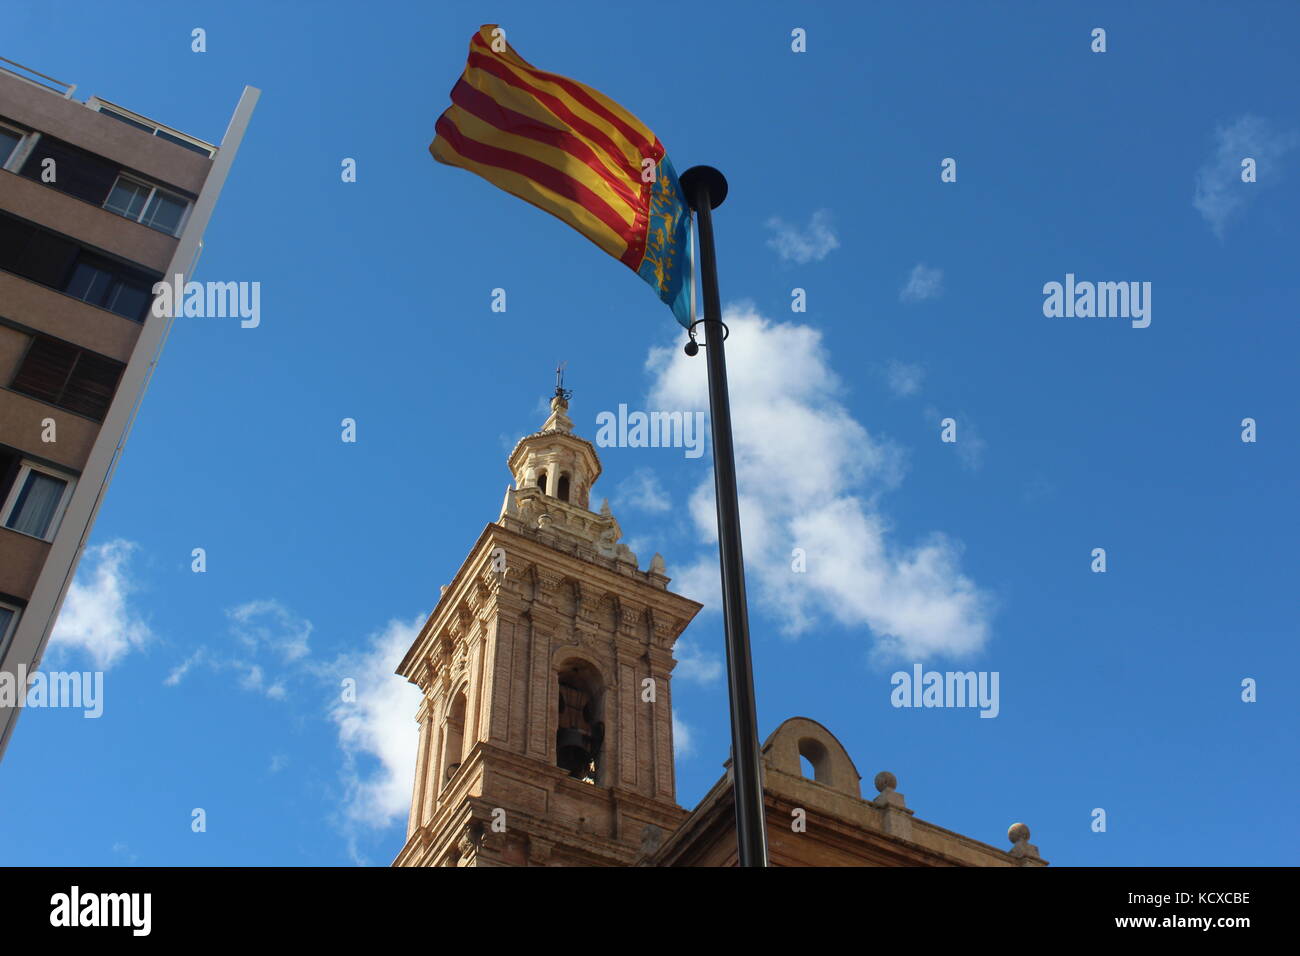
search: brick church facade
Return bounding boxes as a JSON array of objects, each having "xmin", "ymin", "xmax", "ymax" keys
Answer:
[{"xmin": 392, "ymin": 391, "xmax": 1046, "ymax": 867}]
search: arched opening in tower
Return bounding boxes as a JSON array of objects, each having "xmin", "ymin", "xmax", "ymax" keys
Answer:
[
  {"xmin": 443, "ymin": 692, "xmax": 467, "ymax": 787},
  {"xmin": 556, "ymin": 661, "xmax": 605, "ymax": 784}
]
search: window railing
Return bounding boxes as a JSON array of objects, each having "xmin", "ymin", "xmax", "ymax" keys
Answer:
[{"xmin": 0, "ymin": 56, "xmax": 76, "ymax": 99}]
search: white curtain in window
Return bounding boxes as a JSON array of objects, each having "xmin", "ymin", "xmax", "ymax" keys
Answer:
[
  {"xmin": 7, "ymin": 472, "xmax": 66, "ymax": 538},
  {"xmin": 0, "ymin": 606, "xmax": 14, "ymax": 662}
]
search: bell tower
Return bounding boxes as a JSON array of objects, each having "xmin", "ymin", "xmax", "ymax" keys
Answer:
[{"xmin": 393, "ymin": 382, "xmax": 702, "ymax": 867}]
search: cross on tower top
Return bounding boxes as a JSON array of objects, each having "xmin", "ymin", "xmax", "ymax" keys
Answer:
[{"xmin": 554, "ymin": 361, "xmax": 573, "ymax": 402}]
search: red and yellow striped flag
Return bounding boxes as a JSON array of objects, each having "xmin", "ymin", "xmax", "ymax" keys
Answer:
[{"xmin": 430, "ymin": 24, "xmax": 693, "ymax": 326}]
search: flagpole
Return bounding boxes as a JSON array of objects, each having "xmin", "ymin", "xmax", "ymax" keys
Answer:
[{"xmin": 679, "ymin": 165, "xmax": 769, "ymax": 868}]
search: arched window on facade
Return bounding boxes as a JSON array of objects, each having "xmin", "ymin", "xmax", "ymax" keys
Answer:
[
  {"xmin": 443, "ymin": 692, "xmax": 467, "ymax": 788},
  {"xmin": 556, "ymin": 660, "xmax": 604, "ymax": 784},
  {"xmin": 557, "ymin": 472, "xmax": 571, "ymax": 502}
]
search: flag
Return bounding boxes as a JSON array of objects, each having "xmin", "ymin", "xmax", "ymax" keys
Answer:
[{"xmin": 430, "ymin": 24, "xmax": 693, "ymax": 327}]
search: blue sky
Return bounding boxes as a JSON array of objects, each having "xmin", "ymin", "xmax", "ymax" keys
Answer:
[{"xmin": 3, "ymin": 0, "xmax": 1298, "ymax": 866}]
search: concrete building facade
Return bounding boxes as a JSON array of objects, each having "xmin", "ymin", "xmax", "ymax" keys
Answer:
[
  {"xmin": 395, "ymin": 391, "xmax": 1047, "ymax": 867},
  {"xmin": 0, "ymin": 58, "xmax": 257, "ymax": 758}
]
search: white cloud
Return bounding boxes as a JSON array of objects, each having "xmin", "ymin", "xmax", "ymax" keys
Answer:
[
  {"xmin": 163, "ymin": 600, "xmax": 311, "ymax": 698},
  {"xmin": 327, "ymin": 614, "xmax": 425, "ymax": 838},
  {"xmin": 885, "ymin": 360, "xmax": 925, "ymax": 397},
  {"xmin": 228, "ymin": 599, "xmax": 312, "ymax": 662},
  {"xmin": 673, "ymin": 637, "xmax": 722, "ymax": 684},
  {"xmin": 1194, "ymin": 115, "xmax": 1298, "ymax": 238},
  {"xmin": 616, "ymin": 467, "xmax": 672, "ymax": 513},
  {"xmin": 163, "ymin": 648, "xmax": 206, "ymax": 686},
  {"xmin": 672, "ymin": 714, "xmax": 695, "ymax": 759},
  {"xmin": 646, "ymin": 305, "xmax": 992, "ymax": 662},
  {"xmin": 765, "ymin": 209, "xmax": 839, "ymax": 264},
  {"xmin": 900, "ymin": 264, "xmax": 943, "ymax": 303},
  {"xmin": 201, "ymin": 600, "xmax": 314, "ymax": 699},
  {"xmin": 49, "ymin": 540, "xmax": 152, "ymax": 669},
  {"xmin": 957, "ymin": 430, "xmax": 987, "ymax": 472},
  {"xmin": 664, "ymin": 553, "xmax": 722, "ymax": 614}
]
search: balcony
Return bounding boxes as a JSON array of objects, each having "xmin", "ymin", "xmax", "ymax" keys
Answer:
[
  {"xmin": 0, "ymin": 58, "xmax": 211, "ymax": 195},
  {"xmin": 0, "ymin": 56, "xmax": 75, "ymax": 99},
  {"xmin": 0, "ymin": 169, "xmax": 178, "ymax": 274},
  {"xmin": 0, "ymin": 271, "xmax": 143, "ymax": 363}
]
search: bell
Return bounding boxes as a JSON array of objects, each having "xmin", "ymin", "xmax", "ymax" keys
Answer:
[{"xmin": 556, "ymin": 728, "xmax": 591, "ymax": 778}]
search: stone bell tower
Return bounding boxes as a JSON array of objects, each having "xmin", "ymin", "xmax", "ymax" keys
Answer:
[{"xmin": 393, "ymin": 383, "xmax": 702, "ymax": 866}]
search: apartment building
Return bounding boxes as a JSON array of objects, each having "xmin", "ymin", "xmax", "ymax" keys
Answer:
[{"xmin": 0, "ymin": 57, "xmax": 257, "ymax": 758}]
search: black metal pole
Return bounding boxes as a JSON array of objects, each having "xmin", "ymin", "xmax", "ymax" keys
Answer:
[{"xmin": 679, "ymin": 165, "xmax": 769, "ymax": 868}]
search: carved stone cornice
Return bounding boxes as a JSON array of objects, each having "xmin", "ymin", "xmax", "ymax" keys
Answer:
[
  {"xmin": 618, "ymin": 602, "xmax": 647, "ymax": 640},
  {"xmin": 646, "ymin": 645, "xmax": 677, "ymax": 675},
  {"xmin": 533, "ymin": 566, "xmax": 566, "ymax": 608},
  {"xmin": 492, "ymin": 592, "xmax": 529, "ymax": 622},
  {"xmin": 647, "ymin": 609, "xmax": 680, "ymax": 649},
  {"xmin": 411, "ymin": 656, "xmax": 434, "ymax": 693}
]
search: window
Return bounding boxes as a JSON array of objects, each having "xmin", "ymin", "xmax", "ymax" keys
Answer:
[
  {"xmin": 104, "ymin": 178, "xmax": 150, "ymax": 220},
  {"xmin": 0, "ymin": 213, "xmax": 79, "ymax": 288},
  {"xmin": 64, "ymin": 254, "xmax": 155, "ymax": 321},
  {"xmin": 0, "ymin": 124, "xmax": 25, "ymax": 170},
  {"xmin": 1, "ymin": 462, "xmax": 74, "ymax": 541},
  {"xmin": 10, "ymin": 335, "xmax": 125, "ymax": 422},
  {"xmin": 0, "ymin": 447, "xmax": 20, "ymax": 504},
  {"xmin": 0, "ymin": 212, "xmax": 158, "ymax": 321},
  {"xmin": 94, "ymin": 104, "xmax": 214, "ymax": 156},
  {"xmin": 141, "ymin": 191, "xmax": 186, "ymax": 234},
  {"xmin": 103, "ymin": 174, "xmax": 189, "ymax": 237},
  {"xmin": 0, "ymin": 601, "xmax": 19, "ymax": 665},
  {"xmin": 557, "ymin": 473, "xmax": 571, "ymax": 502},
  {"xmin": 19, "ymin": 137, "xmax": 120, "ymax": 205}
]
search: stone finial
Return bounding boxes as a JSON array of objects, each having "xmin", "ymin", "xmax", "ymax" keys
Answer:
[
  {"xmin": 1007, "ymin": 822, "xmax": 1041, "ymax": 860},
  {"xmin": 542, "ymin": 394, "xmax": 573, "ymax": 434},
  {"xmin": 650, "ymin": 552, "xmax": 666, "ymax": 574},
  {"xmin": 440, "ymin": 585, "xmax": 448, "ymax": 597},
  {"xmin": 870, "ymin": 768, "xmax": 912, "ymax": 838},
  {"xmin": 599, "ymin": 498, "xmax": 612, "ymax": 515},
  {"xmin": 871, "ymin": 770, "xmax": 908, "ymax": 812}
]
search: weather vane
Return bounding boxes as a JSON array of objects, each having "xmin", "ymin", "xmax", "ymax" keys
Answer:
[{"xmin": 554, "ymin": 361, "xmax": 573, "ymax": 401}]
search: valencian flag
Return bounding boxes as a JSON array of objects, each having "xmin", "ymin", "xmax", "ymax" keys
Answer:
[{"xmin": 430, "ymin": 24, "xmax": 693, "ymax": 327}]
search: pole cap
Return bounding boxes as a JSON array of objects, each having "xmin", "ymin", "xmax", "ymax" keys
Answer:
[{"xmin": 679, "ymin": 165, "xmax": 728, "ymax": 210}]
